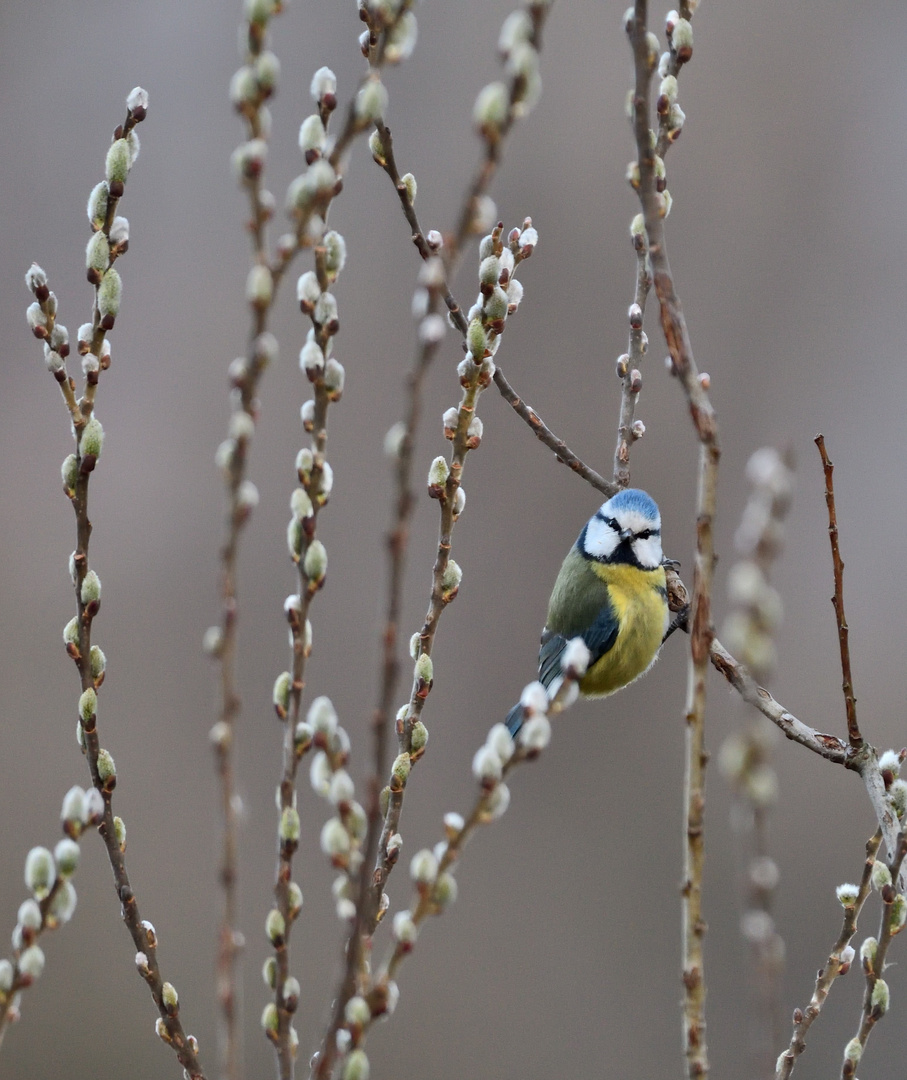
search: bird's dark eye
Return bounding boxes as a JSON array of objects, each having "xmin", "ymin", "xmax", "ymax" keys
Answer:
[
  {"xmin": 604, "ymin": 516, "xmax": 619, "ymax": 531},
  {"xmin": 636, "ymin": 529, "xmax": 652, "ymax": 540}
]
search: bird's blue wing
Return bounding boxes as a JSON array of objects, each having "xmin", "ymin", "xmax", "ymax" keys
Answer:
[
  {"xmin": 506, "ymin": 583, "xmax": 620, "ymax": 737},
  {"xmin": 538, "ymin": 603, "xmax": 620, "ymax": 692}
]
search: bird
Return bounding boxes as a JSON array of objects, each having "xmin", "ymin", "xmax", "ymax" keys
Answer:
[{"xmin": 505, "ymin": 488, "xmax": 669, "ymax": 737}]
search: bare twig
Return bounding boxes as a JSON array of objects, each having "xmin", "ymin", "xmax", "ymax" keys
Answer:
[
  {"xmin": 709, "ymin": 639, "xmax": 847, "ymax": 763},
  {"xmin": 815, "ymin": 434, "xmax": 862, "ymax": 750}
]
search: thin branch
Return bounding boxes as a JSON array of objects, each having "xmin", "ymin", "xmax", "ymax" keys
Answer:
[
  {"xmin": 815, "ymin": 434, "xmax": 862, "ymax": 749},
  {"xmin": 709, "ymin": 639, "xmax": 847, "ymax": 763},
  {"xmin": 843, "ymin": 831, "xmax": 907, "ymax": 1074},
  {"xmin": 775, "ymin": 830, "xmax": 882, "ymax": 1080},
  {"xmin": 630, "ymin": 3, "xmax": 716, "ymax": 1076},
  {"xmin": 612, "ymin": 231, "xmax": 651, "ymax": 486}
]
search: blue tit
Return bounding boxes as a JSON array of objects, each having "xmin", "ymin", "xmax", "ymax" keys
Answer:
[{"xmin": 506, "ymin": 488, "xmax": 669, "ymax": 737}]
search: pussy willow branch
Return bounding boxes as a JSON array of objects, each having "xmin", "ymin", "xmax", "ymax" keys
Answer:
[
  {"xmin": 310, "ymin": 317, "xmax": 445, "ymax": 1080},
  {"xmin": 359, "ymin": 0, "xmax": 553, "ymax": 931},
  {"xmin": 448, "ymin": 3, "xmax": 550, "ymax": 263},
  {"xmin": 30, "ymin": 103, "xmax": 208, "ymax": 1079},
  {"xmin": 372, "ymin": 115, "xmax": 614, "ymax": 503},
  {"xmin": 845, "ymin": 831, "xmax": 907, "ymax": 1073},
  {"xmin": 612, "ymin": 232, "xmax": 651, "ymax": 486},
  {"xmin": 630, "ymin": 3, "xmax": 716, "ymax": 1077},
  {"xmin": 775, "ymin": 830, "xmax": 882, "ymax": 1080},
  {"xmin": 815, "ymin": 434, "xmax": 862, "ymax": 750}
]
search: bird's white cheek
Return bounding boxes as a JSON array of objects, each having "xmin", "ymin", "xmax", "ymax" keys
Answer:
[{"xmin": 632, "ymin": 536, "xmax": 663, "ymax": 569}]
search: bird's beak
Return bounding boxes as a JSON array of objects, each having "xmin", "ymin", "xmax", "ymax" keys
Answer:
[{"xmin": 619, "ymin": 528, "xmax": 633, "ymax": 542}]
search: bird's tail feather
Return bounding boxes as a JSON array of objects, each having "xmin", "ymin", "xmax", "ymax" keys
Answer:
[{"xmin": 505, "ymin": 701, "xmax": 523, "ymax": 738}]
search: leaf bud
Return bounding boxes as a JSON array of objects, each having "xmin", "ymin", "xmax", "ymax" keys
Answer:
[
  {"xmin": 345, "ymin": 994, "xmax": 371, "ymax": 1028},
  {"xmin": 434, "ymin": 871, "xmax": 458, "ymax": 908},
  {"xmin": 467, "ymin": 318, "xmax": 487, "ymax": 358},
  {"xmin": 261, "ymin": 1002, "xmax": 279, "ymax": 1035},
  {"xmin": 843, "ymin": 1038, "xmax": 861, "ymax": 1065},
  {"xmin": 310, "ymin": 66, "xmax": 338, "ymax": 105},
  {"xmin": 61, "ymin": 785, "xmax": 87, "ymax": 830},
  {"xmin": 415, "ymin": 651, "xmax": 433, "ymax": 686},
  {"xmin": 246, "ymin": 264, "xmax": 273, "ymax": 310},
  {"xmin": 410, "ymin": 720, "xmax": 428, "ymax": 756},
  {"xmin": 304, "ymin": 540, "xmax": 328, "ymax": 587},
  {"xmin": 126, "ymin": 86, "xmax": 149, "ymax": 118},
  {"xmin": 18, "ymin": 945, "xmax": 45, "ymax": 982},
  {"xmin": 671, "ymin": 17, "xmax": 693, "ymax": 62},
  {"xmin": 872, "ymin": 861, "xmax": 892, "ymax": 891},
  {"xmin": 343, "ymin": 1049, "xmax": 370, "ymax": 1080},
  {"xmin": 482, "ymin": 781, "xmax": 511, "ymax": 822},
  {"xmin": 452, "ymin": 487, "xmax": 466, "ymax": 518},
  {"xmin": 427, "ymin": 455, "xmax": 449, "ymax": 492},
  {"xmin": 890, "ymin": 893, "xmax": 907, "ymax": 934},
  {"xmin": 368, "ymin": 128, "xmax": 387, "ymax": 166},
  {"xmin": 486, "ymin": 723, "xmax": 515, "ymax": 765},
  {"xmin": 78, "ymin": 417, "xmax": 105, "ymax": 465},
  {"xmin": 314, "ymin": 291, "xmax": 339, "ymax": 331},
  {"xmin": 161, "ymin": 981, "xmax": 179, "ymax": 1012},
  {"xmin": 355, "ymin": 78, "xmax": 388, "ymax": 123},
  {"xmin": 561, "ymin": 637, "xmax": 591, "ymax": 679},
  {"xmin": 97, "ymin": 748, "xmax": 116, "ymax": 787},
  {"xmin": 401, "ymin": 172, "xmax": 417, "ymax": 202},
  {"xmin": 61, "ymin": 455, "xmax": 79, "ymax": 497},
  {"xmin": 54, "ymin": 838, "xmax": 80, "ymax": 878},
  {"xmin": 79, "ymin": 687, "xmax": 98, "ymax": 721},
  {"xmin": 303, "ymin": 700, "xmax": 337, "ymax": 744},
  {"xmin": 836, "ymin": 883, "xmax": 859, "ymax": 908},
  {"xmin": 441, "ymin": 559, "xmax": 461, "ymax": 599},
  {"xmin": 273, "ymin": 671, "xmax": 292, "ymax": 718},
  {"xmin": 86, "ymin": 232, "xmax": 110, "ymax": 276},
  {"xmin": 329, "ymin": 769, "xmax": 355, "ymax": 806},
  {"xmin": 80, "ymin": 569, "xmax": 101, "ymax": 606},
  {"xmin": 84, "ymin": 787, "xmax": 104, "ymax": 823},
  {"xmin": 105, "ymin": 139, "xmax": 131, "ymax": 187},
  {"xmin": 25, "ymin": 847, "xmax": 55, "ymax": 897},
  {"xmin": 323, "ymin": 230, "xmax": 347, "ymax": 278},
  {"xmin": 472, "ymin": 744, "xmax": 503, "ymax": 785},
  {"xmin": 17, "ymin": 898, "xmax": 41, "ymax": 931},
  {"xmin": 320, "ymin": 817, "xmax": 351, "ymax": 864},
  {"xmin": 236, "ymin": 480, "xmax": 259, "ymax": 514},
  {"xmin": 324, "ymin": 358, "xmax": 345, "ymax": 400},
  {"xmin": 871, "ymin": 977, "xmax": 889, "ymax": 1015},
  {"xmin": 265, "ymin": 907, "xmax": 285, "ymax": 945},
  {"xmin": 520, "ymin": 713, "xmax": 552, "ymax": 751},
  {"xmin": 889, "ymin": 779, "xmax": 907, "ymax": 818},
  {"xmin": 409, "ymin": 848, "xmax": 438, "ymax": 884},
  {"xmin": 280, "ymin": 806, "xmax": 301, "ymax": 844},
  {"xmin": 26, "ymin": 301, "xmax": 48, "ymax": 337},
  {"xmin": 473, "ymin": 81, "xmax": 509, "ymax": 139},
  {"xmin": 255, "ymin": 50, "xmax": 280, "ymax": 94}
]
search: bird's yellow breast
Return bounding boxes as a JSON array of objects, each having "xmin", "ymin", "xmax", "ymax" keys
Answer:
[{"xmin": 581, "ymin": 562, "xmax": 667, "ymax": 696}]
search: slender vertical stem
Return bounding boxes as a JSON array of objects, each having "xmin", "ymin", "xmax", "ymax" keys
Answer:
[{"xmin": 815, "ymin": 434, "xmax": 862, "ymax": 750}]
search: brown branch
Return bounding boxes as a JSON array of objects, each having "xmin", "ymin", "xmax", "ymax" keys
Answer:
[
  {"xmin": 709, "ymin": 639, "xmax": 848, "ymax": 763},
  {"xmin": 629, "ymin": 3, "xmax": 716, "ymax": 1076},
  {"xmin": 844, "ymin": 831, "xmax": 907, "ymax": 1074},
  {"xmin": 775, "ymin": 830, "xmax": 882, "ymax": 1080},
  {"xmin": 612, "ymin": 231, "xmax": 651, "ymax": 486},
  {"xmin": 815, "ymin": 434, "xmax": 862, "ymax": 749}
]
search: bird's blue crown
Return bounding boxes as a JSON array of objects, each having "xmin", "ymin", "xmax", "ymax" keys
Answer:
[{"xmin": 604, "ymin": 488, "xmax": 659, "ymax": 521}]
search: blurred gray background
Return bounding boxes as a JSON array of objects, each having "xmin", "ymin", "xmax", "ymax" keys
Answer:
[{"xmin": 1, "ymin": 1, "xmax": 906, "ymax": 1077}]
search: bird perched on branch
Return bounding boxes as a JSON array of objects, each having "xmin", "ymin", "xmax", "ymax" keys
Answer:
[{"xmin": 506, "ymin": 488, "xmax": 669, "ymax": 737}]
